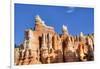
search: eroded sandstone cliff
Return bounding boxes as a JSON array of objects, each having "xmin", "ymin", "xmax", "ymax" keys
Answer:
[{"xmin": 14, "ymin": 15, "xmax": 94, "ymax": 65}]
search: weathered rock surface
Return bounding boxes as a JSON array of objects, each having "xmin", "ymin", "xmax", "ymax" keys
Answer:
[{"xmin": 14, "ymin": 15, "xmax": 94, "ymax": 65}]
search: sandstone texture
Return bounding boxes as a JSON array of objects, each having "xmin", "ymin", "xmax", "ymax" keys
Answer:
[{"xmin": 14, "ymin": 15, "xmax": 94, "ymax": 65}]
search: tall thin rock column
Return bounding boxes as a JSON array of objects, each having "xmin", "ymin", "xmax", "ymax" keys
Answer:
[
  {"xmin": 47, "ymin": 33, "xmax": 52, "ymax": 50},
  {"xmin": 40, "ymin": 33, "xmax": 48, "ymax": 64},
  {"xmin": 27, "ymin": 30, "xmax": 39, "ymax": 64},
  {"xmin": 47, "ymin": 33, "xmax": 57, "ymax": 63},
  {"xmin": 85, "ymin": 36, "xmax": 94, "ymax": 61},
  {"xmin": 17, "ymin": 50, "xmax": 24, "ymax": 65},
  {"xmin": 22, "ymin": 49, "xmax": 30, "ymax": 65},
  {"xmin": 63, "ymin": 36, "xmax": 78, "ymax": 62},
  {"xmin": 55, "ymin": 35, "xmax": 63, "ymax": 63},
  {"xmin": 78, "ymin": 32, "xmax": 87, "ymax": 61},
  {"xmin": 52, "ymin": 35, "xmax": 58, "ymax": 50}
]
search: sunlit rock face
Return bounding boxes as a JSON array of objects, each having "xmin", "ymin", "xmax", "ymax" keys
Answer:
[{"xmin": 14, "ymin": 15, "xmax": 94, "ymax": 65}]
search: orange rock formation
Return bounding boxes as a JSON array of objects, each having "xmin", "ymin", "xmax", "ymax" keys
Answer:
[{"xmin": 14, "ymin": 15, "xmax": 94, "ymax": 65}]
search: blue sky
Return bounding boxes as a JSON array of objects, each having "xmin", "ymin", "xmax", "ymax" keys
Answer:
[{"xmin": 15, "ymin": 3, "xmax": 94, "ymax": 45}]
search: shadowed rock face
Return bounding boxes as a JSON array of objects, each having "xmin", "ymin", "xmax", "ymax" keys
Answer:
[{"xmin": 14, "ymin": 15, "xmax": 94, "ymax": 65}]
